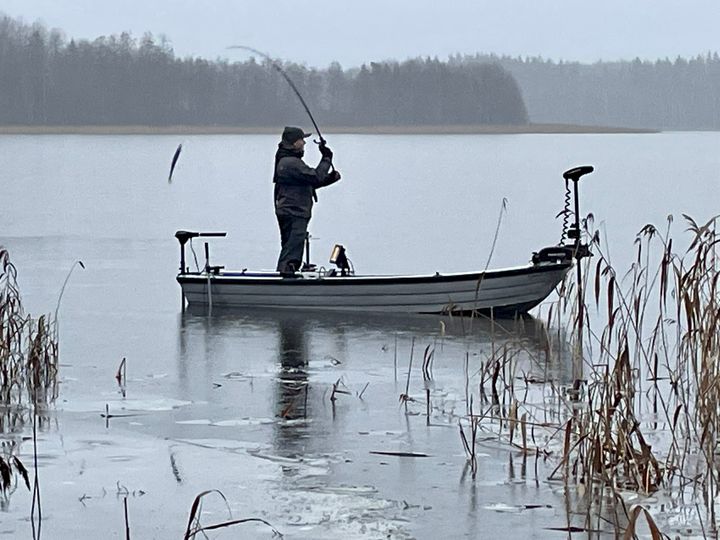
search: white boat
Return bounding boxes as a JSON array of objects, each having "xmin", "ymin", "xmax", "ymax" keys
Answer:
[
  {"xmin": 175, "ymin": 233, "xmax": 573, "ymax": 315},
  {"xmin": 175, "ymin": 168, "xmax": 593, "ymax": 316}
]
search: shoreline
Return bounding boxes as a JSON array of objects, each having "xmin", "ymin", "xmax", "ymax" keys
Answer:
[{"xmin": 0, "ymin": 123, "xmax": 660, "ymax": 135}]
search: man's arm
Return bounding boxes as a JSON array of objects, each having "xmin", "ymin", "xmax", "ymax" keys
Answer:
[{"xmin": 279, "ymin": 156, "xmax": 337, "ymax": 187}]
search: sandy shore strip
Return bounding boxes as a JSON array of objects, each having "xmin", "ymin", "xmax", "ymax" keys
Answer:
[{"xmin": 0, "ymin": 123, "xmax": 659, "ymax": 135}]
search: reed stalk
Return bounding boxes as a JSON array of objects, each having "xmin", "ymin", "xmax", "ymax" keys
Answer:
[
  {"xmin": 0, "ymin": 248, "xmax": 58, "ymax": 529},
  {"xmin": 456, "ymin": 213, "xmax": 720, "ymax": 535}
]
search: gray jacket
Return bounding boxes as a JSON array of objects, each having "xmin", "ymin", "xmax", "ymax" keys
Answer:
[{"xmin": 273, "ymin": 146, "xmax": 338, "ymax": 219}]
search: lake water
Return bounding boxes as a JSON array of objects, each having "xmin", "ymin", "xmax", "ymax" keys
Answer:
[{"xmin": 1, "ymin": 132, "xmax": 719, "ymax": 538}]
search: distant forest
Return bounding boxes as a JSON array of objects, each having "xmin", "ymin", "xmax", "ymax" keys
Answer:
[
  {"xmin": 1, "ymin": 14, "xmax": 720, "ymax": 130},
  {"xmin": 0, "ymin": 16, "xmax": 527, "ymax": 127},
  {"xmin": 478, "ymin": 53, "xmax": 720, "ymax": 130}
]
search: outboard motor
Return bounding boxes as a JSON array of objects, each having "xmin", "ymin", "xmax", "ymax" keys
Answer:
[{"xmin": 175, "ymin": 230, "xmax": 227, "ymax": 274}]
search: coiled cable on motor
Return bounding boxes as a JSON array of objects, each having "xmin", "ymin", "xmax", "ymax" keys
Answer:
[{"xmin": 559, "ymin": 179, "xmax": 572, "ymax": 244}]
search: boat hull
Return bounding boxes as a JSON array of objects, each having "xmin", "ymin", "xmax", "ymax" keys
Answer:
[{"xmin": 177, "ymin": 262, "xmax": 570, "ymax": 316}]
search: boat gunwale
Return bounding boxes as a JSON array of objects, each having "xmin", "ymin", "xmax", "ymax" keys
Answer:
[{"xmin": 176, "ymin": 261, "xmax": 572, "ymax": 287}]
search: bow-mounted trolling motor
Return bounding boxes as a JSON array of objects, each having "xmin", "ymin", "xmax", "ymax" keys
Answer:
[
  {"xmin": 175, "ymin": 230, "xmax": 227, "ymax": 275},
  {"xmin": 535, "ymin": 165, "xmax": 594, "ymax": 400},
  {"xmin": 532, "ymin": 165, "xmax": 594, "ymax": 265}
]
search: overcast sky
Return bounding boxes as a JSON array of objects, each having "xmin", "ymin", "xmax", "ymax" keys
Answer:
[{"xmin": 2, "ymin": 0, "xmax": 718, "ymax": 67}]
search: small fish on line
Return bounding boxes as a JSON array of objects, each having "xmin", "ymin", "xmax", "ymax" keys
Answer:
[{"xmin": 168, "ymin": 143, "xmax": 182, "ymax": 183}]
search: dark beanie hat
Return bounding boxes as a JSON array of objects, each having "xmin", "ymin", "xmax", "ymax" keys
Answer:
[{"xmin": 281, "ymin": 126, "xmax": 311, "ymax": 145}]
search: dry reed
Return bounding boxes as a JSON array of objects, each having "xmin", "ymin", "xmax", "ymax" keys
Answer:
[
  {"xmin": 0, "ymin": 248, "xmax": 58, "ymax": 513},
  {"xmin": 183, "ymin": 490, "xmax": 281, "ymax": 539},
  {"xmin": 452, "ymin": 213, "xmax": 720, "ymax": 535}
]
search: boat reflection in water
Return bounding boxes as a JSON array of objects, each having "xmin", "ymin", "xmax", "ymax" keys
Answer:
[
  {"xmin": 178, "ymin": 306, "xmax": 573, "ymax": 391},
  {"xmin": 176, "ymin": 307, "xmax": 574, "ymax": 465}
]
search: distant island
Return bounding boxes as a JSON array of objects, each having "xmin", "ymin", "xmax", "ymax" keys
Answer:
[{"xmin": 0, "ymin": 13, "xmax": 716, "ymax": 131}]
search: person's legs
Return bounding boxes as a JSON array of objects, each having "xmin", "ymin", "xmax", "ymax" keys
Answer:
[
  {"xmin": 278, "ymin": 216, "xmax": 292, "ymax": 249},
  {"xmin": 276, "ymin": 216, "xmax": 308, "ymax": 274},
  {"xmin": 276, "ymin": 215, "xmax": 293, "ymax": 272}
]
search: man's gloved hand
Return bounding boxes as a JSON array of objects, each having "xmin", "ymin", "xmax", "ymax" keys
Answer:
[
  {"xmin": 319, "ymin": 143, "xmax": 333, "ymax": 160},
  {"xmin": 327, "ymin": 170, "xmax": 342, "ymax": 182}
]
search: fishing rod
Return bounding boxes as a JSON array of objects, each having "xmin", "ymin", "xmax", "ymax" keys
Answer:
[
  {"xmin": 167, "ymin": 48, "xmax": 330, "ymax": 183},
  {"xmin": 227, "ymin": 45, "xmax": 328, "ymax": 146}
]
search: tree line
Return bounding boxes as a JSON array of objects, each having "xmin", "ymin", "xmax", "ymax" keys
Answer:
[
  {"xmin": 3, "ymin": 14, "xmax": 720, "ymax": 130},
  {"xmin": 455, "ymin": 53, "xmax": 720, "ymax": 130},
  {"xmin": 0, "ymin": 15, "xmax": 527, "ymax": 127}
]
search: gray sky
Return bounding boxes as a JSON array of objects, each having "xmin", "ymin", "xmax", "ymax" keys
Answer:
[{"xmin": 2, "ymin": 0, "xmax": 718, "ymax": 67}]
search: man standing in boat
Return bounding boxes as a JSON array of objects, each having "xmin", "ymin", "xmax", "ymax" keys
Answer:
[{"xmin": 273, "ymin": 126, "xmax": 341, "ymax": 276}]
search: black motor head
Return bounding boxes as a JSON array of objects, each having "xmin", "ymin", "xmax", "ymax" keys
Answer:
[{"xmin": 563, "ymin": 165, "xmax": 594, "ymax": 182}]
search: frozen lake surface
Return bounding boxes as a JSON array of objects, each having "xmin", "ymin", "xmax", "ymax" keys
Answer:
[{"xmin": 1, "ymin": 132, "xmax": 719, "ymax": 538}]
